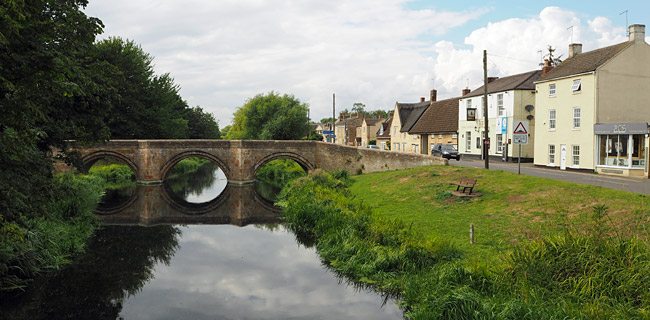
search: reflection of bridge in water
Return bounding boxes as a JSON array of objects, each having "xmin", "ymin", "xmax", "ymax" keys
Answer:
[{"xmin": 97, "ymin": 184, "xmax": 281, "ymax": 227}]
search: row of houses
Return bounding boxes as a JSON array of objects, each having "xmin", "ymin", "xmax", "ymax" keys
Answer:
[{"xmin": 319, "ymin": 24, "xmax": 650, "ymax": 179}]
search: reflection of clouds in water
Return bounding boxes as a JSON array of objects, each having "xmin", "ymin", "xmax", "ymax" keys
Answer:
[
  {"xmin": 185, "ymin": 168, "xmax": 228, "ymax": 203},
  {"xmin": 119, "ymin": 225, "xmax": 402, "ymax": 320}
]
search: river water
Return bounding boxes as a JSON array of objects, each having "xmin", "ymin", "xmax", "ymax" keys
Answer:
[{"xmin": 2, "ymin": 162, "xmax": 402, "ymax": 319}]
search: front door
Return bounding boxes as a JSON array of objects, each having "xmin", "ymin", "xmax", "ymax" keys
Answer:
[{"xmin": 560, "ymin": 144, "xmax": 566, "ymax": 170}]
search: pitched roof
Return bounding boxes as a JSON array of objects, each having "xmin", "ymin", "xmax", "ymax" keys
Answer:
[
  {"xmin": 409, "ymin": 97, "xmax": 460, "ymax": 134},
  {"xmin": 537, "ymin": 41, "xmax": 631, "ymax": 82},
  {"xmin": 335, "ymin": 116, "xmax": 363, "ymax": 127},
  {"xmin": 397, "ymin": 101, "xmax": 429, "ymax": 132},
  {"xmin": 363, "ymin": 118, "xmax": 383, "ymax": 126},
  {"xmin": 376, "ymin": 117, "xmax": 393, "ymax": 139},
  {"xmin": 463, "ymin": 70, "xmax": 542, "ymax": 98}
]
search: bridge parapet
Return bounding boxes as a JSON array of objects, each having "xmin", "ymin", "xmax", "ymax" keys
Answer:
[{"xmin": 61, "ymin": 140, "xmax": 446, "ymax": 184}]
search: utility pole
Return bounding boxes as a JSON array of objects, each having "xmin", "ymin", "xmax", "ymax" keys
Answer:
[
  {"xmin": 483, "ymin": 50, "xmax": 489, "ymax": 169},
  {"xmin": 332, "ymin": 93, "xmax": 336, "ymax": 143}
]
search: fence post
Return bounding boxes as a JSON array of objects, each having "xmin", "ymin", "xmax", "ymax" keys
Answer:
[{"xmin": 470, "ymin": 223, "xmax": 474, "ymax": 244}]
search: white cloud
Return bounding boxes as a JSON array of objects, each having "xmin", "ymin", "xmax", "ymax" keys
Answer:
[{"xmin": 84, "ymin": 2, "xmax": 629, "ymax": 126}]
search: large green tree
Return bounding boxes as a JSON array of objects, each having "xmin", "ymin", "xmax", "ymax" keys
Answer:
[{"xmin": 226, "ymin": 92, "xmax": 310, "ymax": 140}]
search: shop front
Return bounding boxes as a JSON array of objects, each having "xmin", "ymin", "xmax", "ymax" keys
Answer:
[{"xmin": 594, "ymin": 123, "xmax": 649, "ymax": 178}]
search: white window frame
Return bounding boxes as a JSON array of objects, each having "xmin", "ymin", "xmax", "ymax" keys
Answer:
[
  {"xmin": 572, "ymin": 145, "xmax": 580, "ymax": 166},
  {"xmin": 402, "ymin": 142, "xmax": 406, "ymax": 152},
  {"xmin": 549, "ymin": 83, "xmax": 556, "ymax": 96},
  {"xmin": 452, "ymin": 133, "xmax": 458, "ymax": 139},
  {"xmin": 573, "ymin": 107, "xmax": 581, "ymax": 129},
  {"xmin": 438, "ymin": 134, "xmax": 443, "ymax": 139},
  {"xmin": 381, "ymin": 141, "xmax": 386, "ymax": 150},
  {"xmin": 466, "ymin": 131, "xmax": 471, "ymax": 152},
  {"xmin": 413, "ymin": 134, "xmax": 418, "ymax": 139},
  {"xmin": 497, "ymin": 94, "xmax": 504, "ymax": 116},
  {"xmin": 549, "ymin": 109, "xmax": 556, "ymax": 130},
  {"xmin": 549, "ymin": 145, "xmax": 555, "ymax": 165},
  {"xmin": 571, "ymin": 79, "xmax": 581, "ymax": 93},
  {"xmin": 496, "ymin": 134, "xmax": 503, "ymax": 154}
]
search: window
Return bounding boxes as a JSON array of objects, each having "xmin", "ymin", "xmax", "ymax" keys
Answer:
[
  {"xmin": 571, "ymin": 79, "xmax": 581, "ymax": 93},
  {"xmin": 363, "ymin": 127, "xmax": 366, "ymax": 134},
  {"xmin": 395, "ymin": 143, "xmax": 400, "ymax": 151},
  {"xmin": 572, "ymin": 145, "xmax": 580, "ymax": 166},
  {"xmin": 549, "ymin": 145, "xmax": 555, "ymax": 164},
  {"xmin": 402, "ymin": 143, "xmax": 406, "ymax": 152},
  {"xmin": 466, "ymin": 99, "xmax": 472, "ymax": 110},
  {"xmin": 452, "ymin": 133, "xmax": 458, "ymax": 139},
  {"xmin": 381, "ymin": 142, "xmax": 386, "ymax": 150},
  {"xmin": 497, "ymin": 94, "xmax": 504, "ymax": 116},
  {"xmin": 438, "ymin": 134, "xmax": 443, "ymax": 139},
  {"xmin": 413, "ymin": 134, "xmax": 418, "ymax": 139},
  {"xmin": 573, "ymin": 107, "xmax": 581, "ymax": 129},
  {"xmin": 496, "ymin": 134, "xmax": 503, "ymax": 153},
  {"xmin": 549, "ymin": 83, "xmax": 556, "ymax": 96},
  {"xmin": 466, "ymin": 132, "xmax": 471, "ymax": 152},
  {"xmin": 549, "ymin": 109, "xmax": 556, "ymax": 130}
]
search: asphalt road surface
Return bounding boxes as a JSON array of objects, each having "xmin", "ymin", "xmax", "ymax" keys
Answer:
[{"xmin": 448, "ymin": 158, "xmax": 650, "ymax": 195}]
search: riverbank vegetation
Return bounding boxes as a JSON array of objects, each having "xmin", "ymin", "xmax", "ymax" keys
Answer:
[
  {"xmin": 279, "ymin": 167, "xmax": 650, "ymax": 319},
  {"xmin": 256, "ymin": 159, "xmax": 307, "ymax": 189}
]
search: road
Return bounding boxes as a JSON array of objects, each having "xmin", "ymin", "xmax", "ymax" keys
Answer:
[{"xmin": 448, "ymin": 158, "xmax": 650, "ymax": 195}]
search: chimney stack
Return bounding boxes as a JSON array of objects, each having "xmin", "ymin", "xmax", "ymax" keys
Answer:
[
  {"xmin": 569, "ymin": 43, "xmax": 582, "ymax": 58},
  {"xmin": 430, "ymin": 89, "xmax": 437, "ymax": 102},
  {"xmin": 420, "ymin": 97, "xmax": 425, "ymax": 102},
  {"xmin": 541, "ymin": 59, "xmax": 554, "ymax": 76},
  {"xmin": 462, "ymin": 88, "xmax": 471, "ymax": 96},
  {"xmin": 630, "ymin": 24, "xmax": 646, "ymax": 43}
]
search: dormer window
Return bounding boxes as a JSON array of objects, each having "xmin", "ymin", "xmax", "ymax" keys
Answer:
[{"xmin": 571, "ymin": 79, "xmax": 581, "ymax": 93}]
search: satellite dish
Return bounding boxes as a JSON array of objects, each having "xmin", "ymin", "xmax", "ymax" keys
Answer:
[
  {"xmin": 527, "ymin": 115, "xmax": 534, "ymax": 120},
  {"xmin": 525, "ymin": 105, "xmax": 534, "ymax": 112}
]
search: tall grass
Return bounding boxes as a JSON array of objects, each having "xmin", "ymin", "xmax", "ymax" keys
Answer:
[
  {"xmin": 88, "ymin": 163, "xmax": 135, "ymax": 188},
  {"xmin": 1, "ymin": 173, "xmax": 103, "ymax": 292},
  {"xmin": 278, "ymin": 168, "xmax": 650, "ymax": 319}
]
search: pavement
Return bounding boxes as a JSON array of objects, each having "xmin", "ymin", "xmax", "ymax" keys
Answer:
[{"xmin": 448, "ymin": 158, "xmax": 650, "ymax": 195}]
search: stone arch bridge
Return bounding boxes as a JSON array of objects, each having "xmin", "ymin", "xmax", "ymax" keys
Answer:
[{"xmin": 61, "ymin": 140, "xmax": 446, "ymax": 185}]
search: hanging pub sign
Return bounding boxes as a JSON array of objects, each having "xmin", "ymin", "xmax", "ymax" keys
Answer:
[{"xmin": 467, "ymin": 108, "xmax": 476, "ymax": 121}]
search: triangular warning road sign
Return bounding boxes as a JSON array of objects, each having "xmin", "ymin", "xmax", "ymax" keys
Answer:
[{"xmin": 514, "ymin": 122, "xmax": 528, "ymax": 134}]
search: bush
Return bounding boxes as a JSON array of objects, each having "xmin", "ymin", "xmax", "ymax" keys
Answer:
[
  {"xmin": 255, "ymin": 159, "xmax": 306, "ymax": 189},
  {"xmin": 0, "ymin": 173, "xmax": 103, "ymax": 292},
  {"xmin": 88, "ymin": 163, "xmax": 135, "ymax": 187}
]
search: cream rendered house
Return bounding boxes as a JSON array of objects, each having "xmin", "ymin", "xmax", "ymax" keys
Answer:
[
  {"xmin": 534, "ymin": 24, "xmax": 650, "ymax": 178},
  {"xmin": 458, "ymin": 71, "xmax": 540, "ymax": 161},
  {"xmin": 391, "ymin": 97, "xmax": 429, "ymax": 153},
  {"xmin": 360, "ymin": 118, "xmax": 384, "ymax": 147}
]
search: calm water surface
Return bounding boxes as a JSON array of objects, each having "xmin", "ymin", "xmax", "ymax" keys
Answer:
[{"xmin": 2, "ymin": 161, "xmax": 402, "ymax": 319}]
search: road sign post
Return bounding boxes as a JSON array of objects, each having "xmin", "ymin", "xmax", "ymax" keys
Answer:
[{"xmin": 512, "ymin": 121, "xmax": 529, "ymax": 174}]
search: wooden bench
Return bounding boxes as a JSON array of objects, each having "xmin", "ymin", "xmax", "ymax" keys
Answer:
[{"xmin": 450, "ymin": 177, "xmax": 477, "ymax": 195}]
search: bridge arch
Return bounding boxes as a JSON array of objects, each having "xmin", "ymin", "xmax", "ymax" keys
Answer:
[
  {"xmin": 253, "ymin": 152, "xmax": 316, "ymax": 177},
  {"xmin": 81, "ymin": 150, "xmax": 138, "ymax": 175},
  {"xmin": 160, "ymin": 150, "xmax": 231, "ymax": 182}
]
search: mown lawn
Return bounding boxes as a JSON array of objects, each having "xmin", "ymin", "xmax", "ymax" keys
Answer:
[{"xmin": 349, "ymin": 165, "xmax": 650, "ymax": 266}]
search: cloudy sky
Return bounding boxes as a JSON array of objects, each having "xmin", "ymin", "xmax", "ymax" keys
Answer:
[{"xmin": 83, "ymin": 1, "xmax": 650, "ymax": 127}]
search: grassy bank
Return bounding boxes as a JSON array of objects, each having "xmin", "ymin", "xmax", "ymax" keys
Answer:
[
  {"xmin": 1, "ymin": 174, "xmax": 104, "ymax": 292},
  {"xmin": 279, "ymin": 167, "xmax": 650, "ymax": 319}
]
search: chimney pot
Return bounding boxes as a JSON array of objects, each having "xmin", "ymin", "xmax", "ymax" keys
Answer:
[
  {"xmin": 462, "ymin": 88, "xmax": 471, "ymax": 96},
  {"xmin": 630, "ymin": 24, "xmax": 646, "ymax": 43},
  {"xmin": 569, "ymin": 43, "xmax": 582, "ymax": 58},
  {"xmin": 420, "ymin": 97, "xmax": 425, "ymax": 102},
  {"xmin": 430, "ymin": 89, "xmax": 437, "ymax": 102}
]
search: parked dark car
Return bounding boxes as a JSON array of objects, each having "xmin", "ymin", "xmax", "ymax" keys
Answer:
[{"xmin": 431, "ymin": 144, "xmax": 460, "ymax": 160}]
